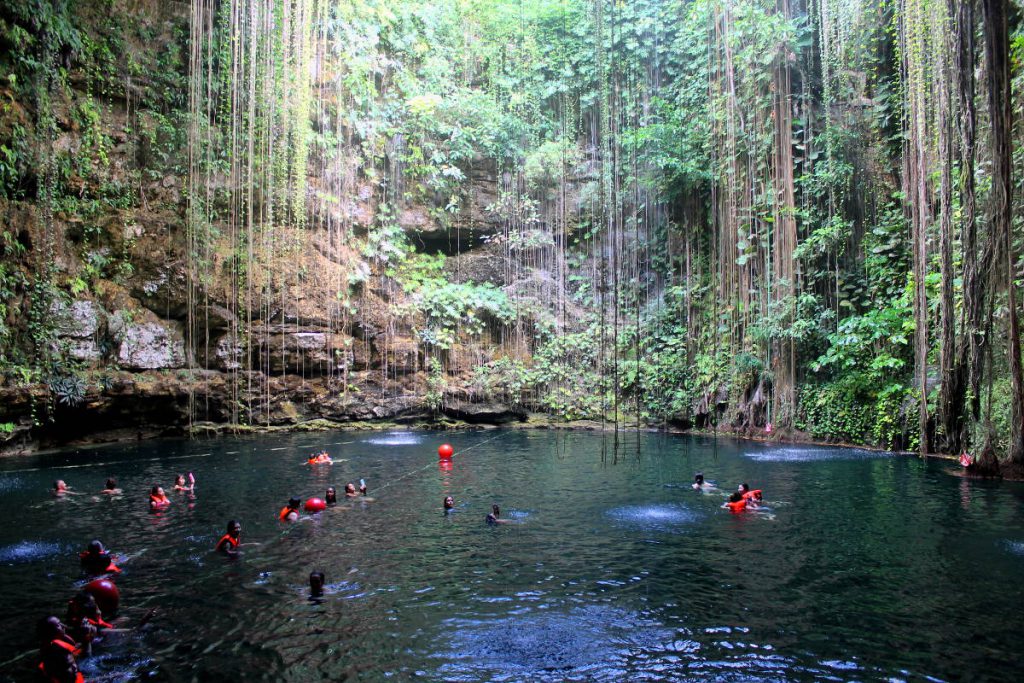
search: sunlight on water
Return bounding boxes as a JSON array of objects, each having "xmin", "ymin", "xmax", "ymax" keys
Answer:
[
  {"xmin": 363, "ymin": 431, "xmax": 425, "ymax": 446},
  {"xmin": 0, "ymin": 540, "xmax": 66, "ymax": 563},
  {"xmin": 742, "ymin": 446, "xmax": 887, "ymax": 463},
  {"xmin": 606, "ymin": 504, "xmax": 702, "ymax": 531},
  {"xmin": 1003, "ymin": 540, "xmax": 1024, "ymax": 557}
]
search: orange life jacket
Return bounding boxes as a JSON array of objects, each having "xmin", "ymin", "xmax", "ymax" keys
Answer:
[
  {"xmin": 727, "ymin": 499, "xmax": 747, "ymax": 513},
  {"xmin": 742, "ymin": 489, "xmax": 762, "ymax": 502},
  {"xmin": 216, "ymin": 534, "xmax": 239, "ymax": 551},
  {"xmin": 79, "ymin": 551, "xmax": 120, "ymax": 574},
  {"xmin": 38, "ymin": 643, "xmax": 85, "ymax": 683},
  {"xmin": 149, "ymin": 494, "xmax": 170, "ymax": 507},
  {"xmin": 279, "ymin": 506, "xmax": 297, "ymax": 521}
]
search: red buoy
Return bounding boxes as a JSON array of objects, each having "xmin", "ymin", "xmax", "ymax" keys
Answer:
[
  {"xmin": 438, "ymin": 443, "xmax": 454, "ymax": 459},
  {"xmin": 84, "ymin": 578, "xmax": 120, "ymax": 615},
  {"xmin": 305, "ymin": 497, "xmax": 326, "ymax": 513}
]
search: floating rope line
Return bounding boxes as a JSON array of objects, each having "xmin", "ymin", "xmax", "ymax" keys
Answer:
[
  {"xmin": 371, "ymin": 431, "xmax": 511, "ymax": 496},
  {"xmin": 0, "ymin": 452, "xmax": 215, "ymax": 475}
]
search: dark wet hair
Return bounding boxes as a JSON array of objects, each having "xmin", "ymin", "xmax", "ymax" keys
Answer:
[
  {"xmin": 105, "ymin": 478, "xmax": 117, "ymax": 489},
  {"xmin": 491, "ymin": 504, "xmax": 500, "ymax": 516},
  {"xmin": 739, "ymin": 482, "xmax": 750, "ymax": 492},
  {"xmin": 88, "ymin": 540, "xmax": 105, "ymax": 554},
  {"xmin": 309, "ymin": 571, "xmax": 325, "ymax": 586},
  {"xmin": 37, "ymin": 615, "xmax": 63, "ymax": 642},
  {"xmin": 694, "ymin": 472, "xmax": 704, "ymax": 483},
  {"xmin": 151, "ymin": 484, "xmax": 161, "ymax": 495},
  {"xmin": 226, "ymin": 520, "xmax": 240, "ymax": 533},
  {"xmin": 729, "ymin": 492, "xmax": 743, "ymax": 503},
  {"xmin": 288, "ymin": 497, "xmax": 301, "ymax": 509}
]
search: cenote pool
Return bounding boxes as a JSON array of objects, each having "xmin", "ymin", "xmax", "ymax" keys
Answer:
[{"xmin": 1, "ymin": 430, "xmax": 1023, "ymax": 681}]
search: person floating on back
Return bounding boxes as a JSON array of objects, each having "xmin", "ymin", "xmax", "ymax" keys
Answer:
[
  {"xmin": 149, "ymin": 485, "xmax": 171, "ymax": 511},
  {"xmin": 279, "ymin": 497, "xmax": 302, "ymax": 522},
  {"xmin": 80, "ymin": 540, "xmax": 121, "ymax": 575},
  {"xmin": 36, "ymin": 616, "xmax": 84, "ymax": 683},
  {"xmin": 215, "ymin": 520, "xmax": 242, "ymax": 555},
  {"xmin": 99, "ymin": 478, "xmax": 121, "ymax": 495}
]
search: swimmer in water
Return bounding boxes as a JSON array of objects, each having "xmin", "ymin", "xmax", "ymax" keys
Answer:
[
  {"xmin": 692, "ymin": 472, "xmax": 716, "ymax": 491},
  {"xmin": 344, "ymin": 482, "xmax": 359, "ymax": 498},
  {"xmin": 309, "ymin": 571, "xmax": 326, "ymax": 599},
  {"xmin": 279, "ymin": 497, "xmax": 302, "ymax": 522},
  {"xmin": 99, "ymin": 478, "xmax": 122, "ymax": 495},
  {"xmin": 738, "ymin": 482, "xmax": 763, "ymax": 506},
  {"xmin": 215, "ymin": 520, "xmax": 242, "ymax": 555},
  {"xmin": 486, "ymin": 504, "xmax": 513, "ymax": 524},
  {"xmin": 37, "ymin": 616, "xmax": 84, "ymax": 682},
  {"xmin": 723, "ymin": 491, "xmax": 747, "ymax": 512},
  {"xmin": 80, "ymin": 540, "xmax": 120, "ymax": 575},
  {"xmin": 52, "ymin": 480, "xmax": 81, "ymax": 497},
  {"xmin": 66, "ymin": 592, "xmax": 111, "ymax": 652},
  {"xmin": 325, "ymin": 486, "xmax": 338, "ymax": 505},
  {"xmin": 444, "ymin": 496, "xmax": 455, "ymax": 512},
  {"xmin": 149, "ymin": 485, "xmax": 171, "ymax": 511},
  {"xmin": 172, "ymin": 474, "xmax": 193, "ymax": 493}
]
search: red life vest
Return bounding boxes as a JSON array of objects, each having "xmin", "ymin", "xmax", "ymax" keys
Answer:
[
  {"xmin": 727, "ymin": 499, "xmax": 747, "ymax": 513},
  {"xmin": 38, "ymin": 636, "xmax": 84, "ymax": 681},
  {"xmin": 279, "ymin": 506, "xmax": 297, "ymax": 520},
  {"xmin": 216, "ymin": 534, "xmax": 239, "ymax": 551},
  {"xmin": 742, "ymin": 489, "xmax": 763, "ymax": 502},
  {"xmin": 150, "ymin": 494, "xmax": 170, "ymax": 507}
]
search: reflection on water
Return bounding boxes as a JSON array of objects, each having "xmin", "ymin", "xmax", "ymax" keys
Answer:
[{"xmin": 0, "ymin": 431, "xmax": 1021, "ymax": 682}]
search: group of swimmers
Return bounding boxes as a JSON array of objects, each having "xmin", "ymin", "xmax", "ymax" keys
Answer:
[{"xmin": 691, "ymin": 472, "xmax": 764, "ymax": 513}]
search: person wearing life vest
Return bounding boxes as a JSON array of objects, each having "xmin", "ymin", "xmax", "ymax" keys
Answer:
[
  {"xmin": 738, "ymin": 483, "xmax": 763, "ymax": 505},
  {"xmin": 215, "ymin": 520, "xmax": 242, "ymax": 555},
  {"xmin": 67, "ymin": 592, "xmax": 114, "ymax": 633},
  {"xmin": 279, "ymin": 498, "xmax": 301, "ymax": 522},
  {"xmin": 724, "ymin": 492, "xmax": 747, "ymax": 513},
  {"xmin": 149, "ymin": 485, "xmax": 171, "ymax": 511},
  {"xmin": 80, "ymin": 540, "xmax": 121, "ymax": 575},
  {"xmin": 37, "ymin": 616, "xmax": 84, "ymax": 683},
  {"xmin": 959, "ymin": 450, "xmax": 974, "ymax": 468}
]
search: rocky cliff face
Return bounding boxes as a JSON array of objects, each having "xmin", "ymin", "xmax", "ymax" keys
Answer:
[{"xmin": 0, "ymin": 1, "xmax": 536, "ymax": 454}]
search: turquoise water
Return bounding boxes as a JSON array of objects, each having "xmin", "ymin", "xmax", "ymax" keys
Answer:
[{"xmin": 0, "ymin": 430, "xmax": 1022, "ymax": 681}]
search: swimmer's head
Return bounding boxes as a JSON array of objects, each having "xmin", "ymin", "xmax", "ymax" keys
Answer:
[
  {"xmin": 37, "ymin": 615, "xmax": 65, "ymax": 641},
  {"xmin": 325, "ymin": 487, "xmax": 337, "ymax": 503},
  {"xmin": 729, "ymin": 492, "xmax": 743, "ymax": 503},
  {"xmin": 174, "ymin": 474, "xmax": 185, "ymax": 486},
  {"xmin": 491, "ymin": 504, "xmax": 500, "ymax": 517},
  {"xmin": 70, "ymin": 591, "xmax": 100, "ymax": 618},
  {"xmin": 227, "ymin": 520, "xmax": 241, "ymax": 536},
  {"xmin": 87, "ymin": 540, "xmax": 105, "ymax": 555},
  {"xmin": 151, "ymin": 485, "xmax": 165, "ymax": 496},
  {"xmin": 309, "ymin": 571, "xmax": 325, "ymax": 595},
  {"xmin": 738, "ymin": 482, "xmax": 750, "ymax": 493},
  {"xmin": 444, "ymin": 496, "xmax": 454, "ymax": 510},
  {"xmin": 694, "ymin": 472, "xmax": 704, "ymax": 484},
  {"xmin": 53, "ymin": 480, "xmax": 67, "ymax": 491},
  {"xmin": 345, "ymin": 482, "xmax": 356, "ymax": 495},
  {"xmin": 105, "ymin": 478, "xmax": 117, "ymax": 490},
  {"xmin": 288, "ymin": 497, "xmax": 301, "ymax": 510}
]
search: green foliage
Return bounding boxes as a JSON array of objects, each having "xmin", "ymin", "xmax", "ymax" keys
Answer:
[{"xmin": 471, "ymin": 357, "xmax": 532, "ymax": 406}]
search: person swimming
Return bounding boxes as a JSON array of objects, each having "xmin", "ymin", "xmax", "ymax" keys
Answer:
[
  {"xmin": 738, "ymin": 483, "xmax": 763, "ymax": 505},
  {"xmin": 99, "ymin": 478, "xmax": 121, "ymax": 495},
  {"xmin": 486, "ymin": 504, "xmax": 513, "ymax": 524},
  {"xmin": 307, "ymin": 451, "xmax": 332, "ymax": 465},
  {"xmin": 325, "ymin": 487, "xmax": 338, "ymax": 505},
  {"xmin": 724, "ymin": 492, "xmax": 747, "ymax": 513},
  {"xmin": 279, "ymin": 497, "xmax": 302, "ymax": 521},
  {"xmin": 444, "ymin": 496, "xmax": 454, "ymax": 512},
  {"xmin": 66, "ymin": 592, "xmax": 111, "ymax": 652},
  {"xmin": 149, "ymin": 485, "xmax": 171, "ymax": 511},
  {"xmin": 215, "ymin": 520, "xmax": 242, "ymax": 555},
  {"xmin": 37, "ymin": 616, "xmax": 84, "ymax": 683},
  {"xmin": 52, "ymin": 480, "xmax": 80, "ymax": 497},
  {"xmin": 309, "ymin": 571, "xmax": 326, "ymax": 599},
  {"xmin": 80, "ymin": 540, "xmax": 120, "ymax": 575},
  {"xmin": 172, "ymin": 474, "xmax": 193, "ymax": 493},
  {"xmin": 692, "ymin": 472, "xmax": 716, "ymax": 491},
  {"xmin": 344, "ymin": 483, "xmax": 359, "ymax": 498}
]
